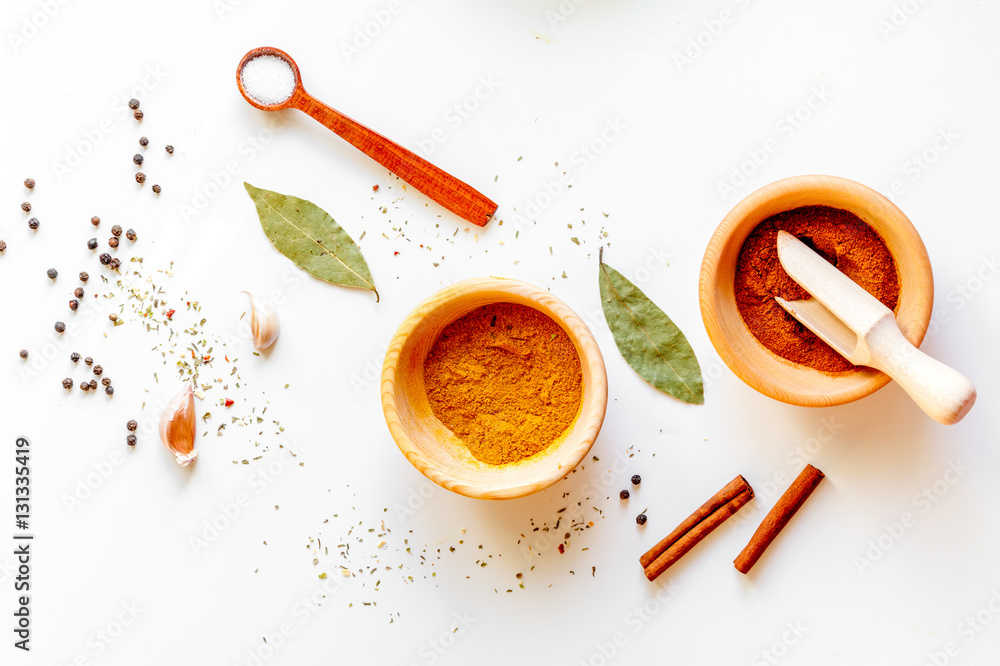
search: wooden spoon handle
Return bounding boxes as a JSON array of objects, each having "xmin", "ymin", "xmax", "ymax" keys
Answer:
[
  {"xmin": 293, "ymin": 90, "xmax": 497, "ymax": 227},
  {"xmin": 865, "ymin": 317, "xmax": 977, "ymax": 425}
]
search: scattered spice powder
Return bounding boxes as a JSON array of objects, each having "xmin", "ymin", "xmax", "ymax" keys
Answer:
[
  {"xmin": 423, "ymin": 303, "xmax": 583, "ymax": 465},
  {"xmin": 734, "ymin": 205, "xmax": 900, "ymax": 373}
]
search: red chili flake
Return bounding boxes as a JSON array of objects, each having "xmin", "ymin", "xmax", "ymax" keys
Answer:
[
  {"xmin": 557, "ymin": 544, "xmax": 565, "ymax": 554},
  {"xmin": 225, "ymin": 355, "xmax": 229, "ymax": 362},
  {"xmin": 225, "ymin": 399, "xmax": 234, "ymax": 407},
  {"xmin": 203, "ymin": 355, "xmax": 211, "ymax": 362},
  {"xmin": 165, "ymin": 309, "xmax": 175, "ymax": 319},
  {"xmin": 394, "ymin": 251, "xmax": 400, "ymax": 256},
  {"xmin": 372, "ymin": 185, "xmax": 379, "ymax": 192}
]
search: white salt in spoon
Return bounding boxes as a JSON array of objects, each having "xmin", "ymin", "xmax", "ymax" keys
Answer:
[{"xmin": 236, "ymin": 47, "xmax": 497, "ymax": 227}]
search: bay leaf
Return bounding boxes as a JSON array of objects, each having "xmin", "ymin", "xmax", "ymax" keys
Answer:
[
  {"xmin": 244, "ymin": 183, "xmax": 379, "ymax": 301},
  {"xmin": 598, "ymin": 248, "xmax": 704, "ymax": 404}
]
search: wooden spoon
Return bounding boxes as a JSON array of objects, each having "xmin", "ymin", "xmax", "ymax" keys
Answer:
[
  {"xmin": 775, "ymin": 231, "xmax": 976, "ymax": 425},
  {"xmin": 236, "ymin": 47, "xmax": 498, "ymax": 227}
]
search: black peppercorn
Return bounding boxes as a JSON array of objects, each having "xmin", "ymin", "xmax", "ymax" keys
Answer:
[
  {"xmin": 91, "ymin": 215, "xmax": 100, "ymax": 226},
  {"xmin": 105, "ymin": 386, "xmax": 114, "ymax": 396},
  {"xmin": 128, "ymin": 98, "xmax": 140, "ymax": 110},
  {"xmin": 79, "ymin": 271, "xmax": 89, "ymax": 282},
  {"xmin": 24, "ymin": 178, "xmax": 35, "ymax": 189},
  {"xmin": 80, "ymin": 382, "xmax": 90, "ymax": 392},
  {"xmin": 126, "ymin": 434, "xmax": 137, "ymax": 447},
  {"xmin": 152, "ymin": 184, "xmax": 161, "ymax": 194},
  {"xmin": 109, "ymin": 237, "xmax": 119, "ymax": 249},
  {"xmin": 636, "ymin": 513, "xmax": 647, "ymax": 526},
  {"xmin": 19, "ymin": 350, "xmax": 28, "ymax": 359},
  {"xmin": 165, "ymin": 145, "xmax": 174, "ymax": 154},
  {"xmin": 70, "ymin": 352, "xmax": 80, "ymax": 363},
  {"xmin": 134, "ymin": 109, "xmax": 143, "ymax": 120},
  {"xmin": 111, "ymin": 225, "xmax": 122, "ymax": 237},
  {"xmin": 127, "ymin": 419, "xmax": 138, "ymax": 432},
  {"xmin": 126, "ymin": 229, "xmax": 137, "ymax": 241},
  {"xmin": 0, "ymin": 240, "xmax": 6, "ymax": 252},
  {"xmin": 74, "ymin": 287, "xmax": 84, "ymax": 299},
  {"xmin": 87, "ymin": 238, "xmax": 98, "ymax": 250},
  {"xmin": 28, "ymin": 218, "xmax": 39, "ymax": 230},
  {"xmin": 84, "ymin": 356, "xmax": 93, "ymax": 366},
  {"xmin": 93, "ymin": 364, "xmax": 103, "ymax": 376},
  {"xmin": 54, "ymin": 321, "xmax": 65, "ymax": 333},
  {"xmin": 69, "ymin": 299, "xmax": 78, "ymax": 311},
  {"xmin": 47, "ymin": 267, "xmax": 57, "ymax": 279},
  {"xmin": 132, "ymin": 154, "xmax": 143, "ymax": 166},
  {"xmin": 619, "ymin": 489, "xmax": 630, "ymax": 500},
  {"xmin": 631, "ymin": 475, "xmax": 641, "ymax": 486},
  {"xmin": 135, "ymin": 172, "xmax": 146, "ymax": 184},
  {"xmin": 89, "ymin": 379, "xmax": 97, "ymax": 390},
  {"xmin": 99, "ymin": 253, "xmax": 112, "ymax": 265},
  {"xmin": 139, "ymin": 137, "xmax": 148, "ymax": 147},
  {"xmin": 21, "ymin": 202, "xmax": 31, "ymax": 212},
  {"xmin": 109, "ymin": 258, "xmax": 121, "ymax": 270},
  {"xmin": 101, "ymin": 377, "xmax": 111, "ymax": 387},
  {"xmin": 62, "ymin": 378, "xmax": 73, "ymax": 389}
]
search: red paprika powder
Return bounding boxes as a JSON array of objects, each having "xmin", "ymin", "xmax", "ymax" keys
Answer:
[{"xmin": 734, "ymin": 205, "xmax": 901, "ymax": 373}]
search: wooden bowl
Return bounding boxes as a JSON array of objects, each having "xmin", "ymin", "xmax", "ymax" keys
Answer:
[
  {"xmin": 699, "ymin": 175, "xmax": 934, "ymax": 407},
  {"xmin": 381, "ymin": 278, "xmax": 608, "ymax": 499}
]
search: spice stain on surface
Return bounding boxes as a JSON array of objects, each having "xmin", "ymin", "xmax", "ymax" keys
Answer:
[
  {"xmin": 734, "ymin": 205, "xmax": 900, "ymax": 372},
  {"xmin": 423, "ymin": 303, "xmax": 583, "ymax": 466}
]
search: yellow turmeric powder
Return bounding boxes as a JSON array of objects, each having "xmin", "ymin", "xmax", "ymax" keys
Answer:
[{"xmin": 423, "ymin": 302, "xmax": 584, "ymax": 465}]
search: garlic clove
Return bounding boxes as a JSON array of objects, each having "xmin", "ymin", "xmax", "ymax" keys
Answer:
[
  {"xmin": 159, "ymin": 383, "xmax": 198, "ymax": 466},
  {"xmin": 244, "ymin": 291, "xmax": 279, "ymax": 351}
]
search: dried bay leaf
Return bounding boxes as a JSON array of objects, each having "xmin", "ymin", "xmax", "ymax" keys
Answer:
[
  {"xmin": 244, "ymin": 183, "xmax": 379, "ymax": 301},
  {"xmin": 598, "ymin": 249, "xmax": 704, "ymax": 404}
]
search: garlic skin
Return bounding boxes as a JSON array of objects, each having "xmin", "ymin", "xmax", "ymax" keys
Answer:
[
  {"xmin": 245, "ymin": 292, "xmax": 279, "ymax": 351},
  {"xmin": 159, "ymin": 383, "xmax": 198, "ymax": 466}
]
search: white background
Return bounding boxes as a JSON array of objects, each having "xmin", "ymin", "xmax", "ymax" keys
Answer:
[{"xmin": 1, "ymin": 0, "xmax": 998, "ymax": 664}]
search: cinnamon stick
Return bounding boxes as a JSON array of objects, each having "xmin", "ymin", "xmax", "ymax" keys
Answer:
[
  {"xmin": 734, "ymin": 464, "xmax": 825, "ymax": 574},
  {"xmin": 640, "ymin": 475, "xmax": 754, "ymax": 582}
]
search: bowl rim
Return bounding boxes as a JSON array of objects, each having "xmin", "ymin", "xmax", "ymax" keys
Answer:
[
  {"xmin": 381, "ymin": 277, "xmax": 609, "ymax": 499},
  {"xmin": 699, "ymin": 174, "xmax": 934, "ymax": 407}
]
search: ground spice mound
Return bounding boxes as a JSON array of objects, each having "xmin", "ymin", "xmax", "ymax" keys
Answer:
[
  {"xmin": 423, "ymin": 302, "xmax": 583, "ymax": 465},
  {"xmin": 734, "ymin": 205, "xmax": 901, "ymax": 373}
]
